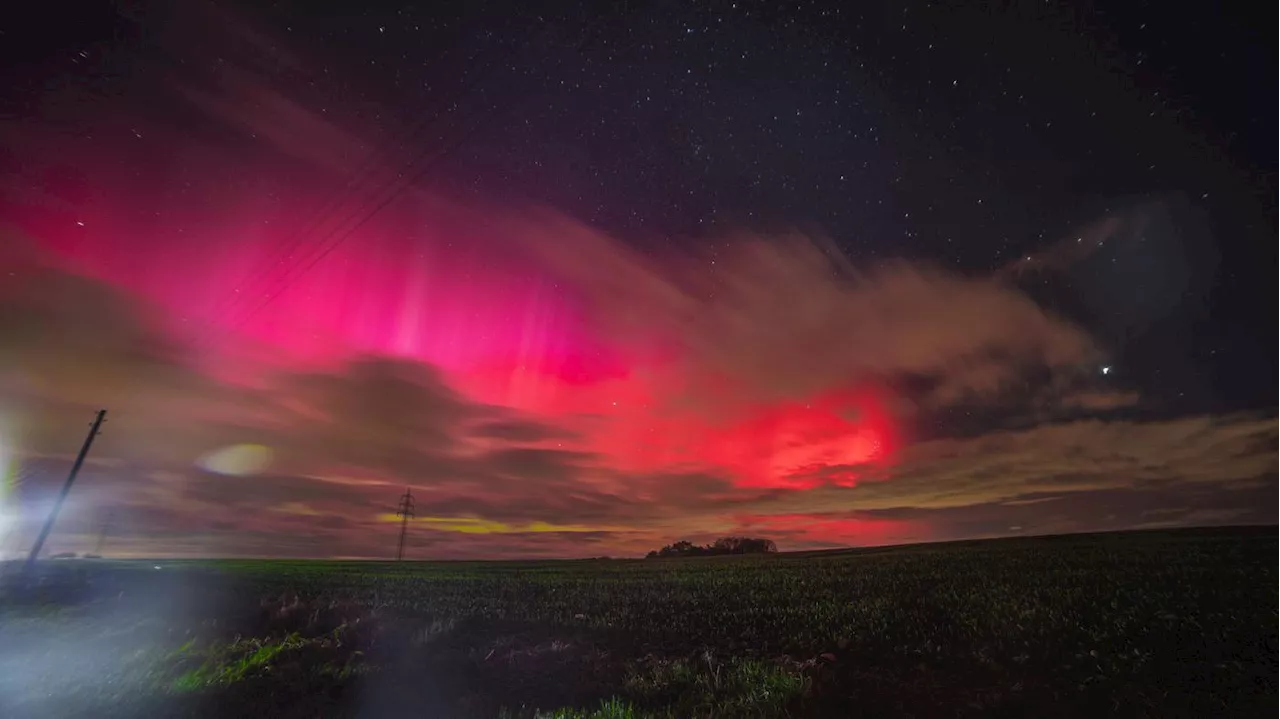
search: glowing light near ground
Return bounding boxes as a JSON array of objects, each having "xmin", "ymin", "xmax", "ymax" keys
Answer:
[{"xmin": 0, "ymin": 507, "xmax": 14, "ymax": 556}]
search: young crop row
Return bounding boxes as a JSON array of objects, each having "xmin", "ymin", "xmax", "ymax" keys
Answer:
[{"xmin": 25, "ymin": 528, "xmax": 1268, "ymax": 717}]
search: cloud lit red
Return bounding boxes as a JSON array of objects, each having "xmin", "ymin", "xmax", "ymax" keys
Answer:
[{"xmin": 0, "ymin": 6, "xmax": 1273, "ymax": 560}]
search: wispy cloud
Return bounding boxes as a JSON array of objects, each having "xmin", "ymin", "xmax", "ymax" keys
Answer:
[{"xmin": 502, "ymin": 208, "xmax": 1107, "ymax": 415}]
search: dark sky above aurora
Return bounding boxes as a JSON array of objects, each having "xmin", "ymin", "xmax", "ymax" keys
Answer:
[{"xmin": 0, "ymin": 1, "xmax": 1275, "ymax": 559}]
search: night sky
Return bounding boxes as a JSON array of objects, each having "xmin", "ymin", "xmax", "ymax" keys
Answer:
[{"xmin": 0, "ymin": 0, "xmax": 1275, "ymax": 559}]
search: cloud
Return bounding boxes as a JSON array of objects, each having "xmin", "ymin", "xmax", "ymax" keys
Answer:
[
  {"xmin": 742, "ymin": 414, "xmax": 1278, "ymax": 521},
  {"xmin": 0, "ymin": 262, "xmax": 184, "ymax": 401},
  {"xmin": 158, "ymin": 2, "xmax": 372, "ymax": 174},
  {"xmin": 469, "ymin": 416, "xmax": 579, "ymax": 444},
  {"xmin": 0, "ymin": 254, "xmax": 264, "ymax": 473},
  {"xmin": 501, "ymin": 208, "xmax": 1104, "ymax": 415},
  {"xmin": 388, "ymin": 516, "xmax": 625, "ymax": 535},
  {"xmin": 2, "ymin": 219, "xmax": 1273, "ymax": 560},
  {"xmin": 0, "ymin": 257, "xmax": 653, "ymax": 557},
  {"xmin": 176, "ymin": 70, "xmax": 370, "ymax": 172},
  {"xmin": 273, "ymin": 356, "xmax": 478, "ymax": 471}
]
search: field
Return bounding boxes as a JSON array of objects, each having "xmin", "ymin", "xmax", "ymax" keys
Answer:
[{"xmin": 1, "ymin": 527, "xmax": 1275, "ymax": 718}]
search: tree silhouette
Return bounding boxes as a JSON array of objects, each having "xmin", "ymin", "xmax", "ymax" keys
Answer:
[{"xmin": 646, "ymin": 536, "xmax": 777, "ymax": 558}]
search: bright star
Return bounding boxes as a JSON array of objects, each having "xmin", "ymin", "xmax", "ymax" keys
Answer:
[{"xmin": 1101, "ymin": 365, "xmax": 1112, "ymax": 375}]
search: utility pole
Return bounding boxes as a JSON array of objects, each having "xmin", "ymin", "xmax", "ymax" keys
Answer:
[
  {"xmin": 395, "ymin": 487, "xmax": 415, "ymax": 561},
  {"xmin": 25, "ymin": 409, "xmax": 107, "ymax": 570}
]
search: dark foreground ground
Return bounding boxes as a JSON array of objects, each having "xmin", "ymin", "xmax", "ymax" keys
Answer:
[{"xmin": 1, "ymin": 527, "xmax": 1275, "ymax": 718}]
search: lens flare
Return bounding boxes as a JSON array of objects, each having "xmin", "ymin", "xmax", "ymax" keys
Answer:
[{"xmin": 197, "ymin": 444, "xmax": 274, "ymax": 476}]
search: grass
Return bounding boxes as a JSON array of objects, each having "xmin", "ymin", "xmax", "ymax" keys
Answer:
[
  {"xmin": 1, "ymin": 526, "xmax": 1275, "ymax": 717},
  {"xmin": 498, "ymin": 697, "xmax": 645, "ymax": 719},
  {"xmin": 164, "ymin": 622, "xmax": 370, "ymax": 694},
  {"xmin": 624, "ymin": 655, "xmax": 809, "ymax": 717},
  {"xmin": 171, "ymin": 634, "xmax": 304, "ymax": 691}
]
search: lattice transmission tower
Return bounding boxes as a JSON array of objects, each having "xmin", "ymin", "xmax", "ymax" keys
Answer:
[{"xmin": 395, "ymin": 488, "xmax": 415, "ymax": 561}]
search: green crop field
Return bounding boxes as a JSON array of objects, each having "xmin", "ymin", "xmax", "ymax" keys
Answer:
[{"xmin": 1, "ymin": 527, "xmax": 1275, "ymax": 718}]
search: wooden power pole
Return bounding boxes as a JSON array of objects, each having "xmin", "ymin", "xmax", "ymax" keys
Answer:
[
  {"xmin": 395, "ymin": 487, "xmax": 415, "ymax": 561},
  {"xmin": 25, "ymin": 409, "xmax": 107, "ymax": 570}
]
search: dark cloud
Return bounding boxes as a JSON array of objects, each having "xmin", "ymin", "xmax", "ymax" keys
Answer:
[
  {"xmin": 182, "ymin": 471, "xmax": 386, "ymax": 509},
  {"xmin": 832, "ymin": 479, "xmax": 1275, "ymax": 541},
  {"xmin": 744, "ymin": 415, "xmax": 1278, "ymax": 534},
  {"xmin": 0, "ymin": 261, "xmax": 192, "ymax": 405},
  {"xmin": 470, "ymin": 416, "xmax": 579, "ymax": 444},
  {"xmin": 478, "ymin": 446, "xmax": 594, "ymax": 482},
  {"xmin": 284, "ymin": 356, "xmax": 474, "ymax": 445}
]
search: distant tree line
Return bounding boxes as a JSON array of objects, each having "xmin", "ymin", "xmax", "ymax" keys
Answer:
[{"xmin": 645, "ymin": 536, "xmax": 777, "ymax": 558}]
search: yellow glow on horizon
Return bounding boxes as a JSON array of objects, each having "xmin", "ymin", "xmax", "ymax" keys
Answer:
[
  {"xmin": 272, "ymin": 502, "xmax": 321, "ymax": 516},
  {"xmin": 374, "ymin": 514, "xmax": 616, "ymax": 534}
]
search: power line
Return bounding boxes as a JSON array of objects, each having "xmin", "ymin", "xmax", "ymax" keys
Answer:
[
  {"xmin": 192, "ymin": 10, "xmax": 619, "ymax": 349},
  {"xmin": 211, "ymin": 108, "xmax": 487, "ymax": 340},
  {"xmin": 188, "ymin": 16, "xmax": 562, "ymax": 351},
  {"xmin": 185, "ymin": 32, "xmax": 529, "ymax": 347}
]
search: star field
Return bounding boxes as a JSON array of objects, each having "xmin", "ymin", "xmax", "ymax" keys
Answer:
[{"xmin": 194, "ymin": 0, "xmax": 1274, "ymax": 413}]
